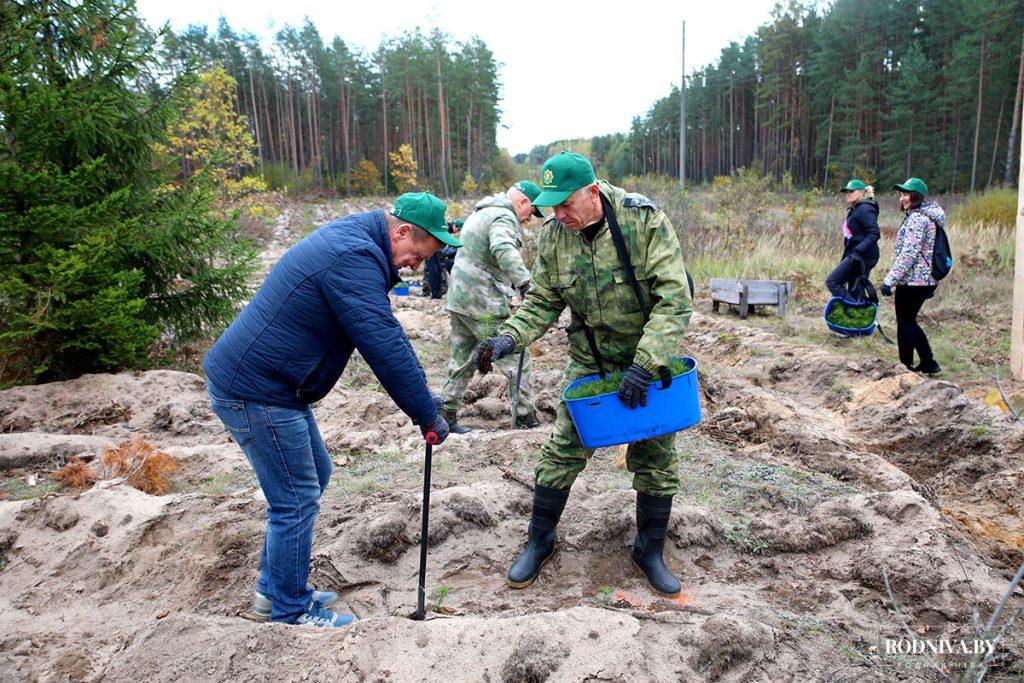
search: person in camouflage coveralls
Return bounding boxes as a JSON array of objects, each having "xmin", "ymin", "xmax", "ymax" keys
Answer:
[
  {"xmin": 474, "ymin": 152, "xmax": 692, "ymax": 597},
  {"xmin": 441, "ymin": 181, "xmax": 544, "ymax": 433}
]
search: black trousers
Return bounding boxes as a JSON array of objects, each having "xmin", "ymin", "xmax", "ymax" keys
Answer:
[
  {"xmin": 894, "ymin": 285, "xmax": 937, "ymax": 370},
  {"xmin": 423, "ymin": 253, "xmax": 443, "ymax": 300},
  {"xmin": 825, "ymin": 254, "xmax": 877, "ymax": 300}
]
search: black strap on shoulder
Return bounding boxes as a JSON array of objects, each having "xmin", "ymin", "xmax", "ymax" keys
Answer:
[
  {"xmin": 601, "ymin": 193, "xmax": 649, "ymax": 320},
  {"xmin": 577, "ymin": 194, "xmax": 669, "ymax": 388}
]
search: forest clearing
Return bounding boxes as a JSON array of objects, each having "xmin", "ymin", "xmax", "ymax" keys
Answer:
[
  {"xmin": 4, "ymin": 0, "xmax": 1024, "ymax": 680},
  {"xmin": 1, "ymin": 192, "xmax": 1023, "ymax": 680}
]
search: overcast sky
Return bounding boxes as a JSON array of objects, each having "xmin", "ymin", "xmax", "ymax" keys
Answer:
[{"xmin": 136, "ymin": 0, "xmax": 780, "ymax": 155}]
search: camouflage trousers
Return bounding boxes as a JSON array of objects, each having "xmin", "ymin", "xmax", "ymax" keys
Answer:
[
  {"xmin": 442, "ymin": 310, "xmax": 535, "ymax": 419},
  {"xmin": 535, "ymin": 361, "xmax": 680, "ymax": 496}
]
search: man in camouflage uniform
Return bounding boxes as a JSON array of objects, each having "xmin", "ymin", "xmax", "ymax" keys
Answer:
[
  {"xmin": 474, "ymin": 152, "xmax": 692, "ymax": 596},
  {"xmin": 441, "ymin": 181, "xmax": 544, "ymax": 433}
]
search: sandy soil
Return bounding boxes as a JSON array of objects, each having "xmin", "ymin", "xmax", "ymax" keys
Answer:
[{"xmin": 1, "ymin": 207, "xmax": 1023, "ymax": 681}]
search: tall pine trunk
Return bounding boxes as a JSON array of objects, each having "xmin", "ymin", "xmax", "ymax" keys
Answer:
[
  {"xmin": 380, "ymin": 51, "xmax": 388, "ymax": 193},
  {"xmin": 339, "ymin": 70, "xmax": 350, "ymax": 193},
  {"xmin": 435, "ymin": 46, "xmax": 449, "ymax": 198},
  {"xmin": 245, "ymin": 68, "xmax": 263, "ymax": 179},
  {"xmin": 970, "ymin": 33, "xmax": 986, "ymax": 194},
  {"xmin": 988, "ymin": 95, "xmax": 1005, "ymax": 188},
  {"xmin": 1005, "ymin": 27, "xmax": 1024, "ymax": 186}
]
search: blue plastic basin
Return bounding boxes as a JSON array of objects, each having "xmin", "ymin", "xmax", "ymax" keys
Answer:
[
  {"xmin": 562, "ymin": 356, "xmax": 702, "ymax": 449},
  {"xmin": 823, "ymin": 297, "xmax": 877, "ymax": 336}
]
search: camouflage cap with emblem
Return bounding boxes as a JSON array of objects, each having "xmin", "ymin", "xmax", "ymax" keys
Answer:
[
  {"xmin": 532, "ymin": 152, "xmax": 596, "ymax": 207},
  {"xmin": 390, "ymin": 192, "xmax": 463, "ymax": 247}
]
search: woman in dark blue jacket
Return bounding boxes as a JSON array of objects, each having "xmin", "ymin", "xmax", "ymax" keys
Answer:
[{"xmin": 825, "ymin": 179, "xmax": 880, "ymax": 300}]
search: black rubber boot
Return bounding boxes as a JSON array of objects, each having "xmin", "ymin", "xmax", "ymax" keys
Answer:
[
  {"xmin": 632, "ymin": 491, "xmax": 681, "ymax": 597},
  {"xmin": 515, "ymin": 413, "xmax": 541, "ymax": 430},
  {"xmin": 442, "ymin": 409, "xmax": 473, "ymax": 434},
  {"xmin": 507, "ymin": 484, "xmax": 570, "ymax": 588}
]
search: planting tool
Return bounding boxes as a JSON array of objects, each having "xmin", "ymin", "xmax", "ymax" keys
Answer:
[
  {"xmin": 511, "ymin": 350, "xmax": 526, "ymax": 429},
  {"xmin": 414, "ymin": 430, "xmax": 439, "ymax": 621}
]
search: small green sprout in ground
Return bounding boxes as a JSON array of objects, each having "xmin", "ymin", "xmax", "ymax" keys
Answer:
[
  {"xmin": 725, "ymin": 517, "xmax": 770, "ymax": 555},
  {"xmin": 826, "ymin": 302, "xmax": 875, "ymax": 329},
  {"xmin": 564, "ymin": 358, "xmax": 694, "ymax": 400},
  {"xmin": 969, "ymin": 423, "xmax": 994, "ymax": 440},
  {"xmin": 432, "ymin": 584, "xmax": 451, "ymax": 612},
  {"xmin": 596, "ymin": 586, "xmax": 614, "ymax": 606}
]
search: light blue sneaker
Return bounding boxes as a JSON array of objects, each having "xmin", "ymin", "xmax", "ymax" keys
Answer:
[
  {"xmin": 295, "ymin": 601, "xmax": 357, "ymax": 628},
  {"xmin": 253, "ymin": 588, "xmax": 339, "ymax": 622}
]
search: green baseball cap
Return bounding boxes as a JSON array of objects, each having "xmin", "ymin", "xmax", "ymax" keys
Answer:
[
  {"xmin": 893, "ymin": 177, "xmax": 928, "ymax": 196},
  {"xmin": 841, "ymin": 179, "xmax": 866, "ymax": 192},
  {"xmin": 532, "ymin": 152, "xmax": 596, "ymax": 207},
  {"xmin": 391, "ymin": 192, "xmax": 462, "ymax": 247},
  {"xmin": 513, "ymin": 180, "xmax": 544, "ymax": 217}
]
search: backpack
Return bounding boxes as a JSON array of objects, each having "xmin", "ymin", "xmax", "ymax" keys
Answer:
[{"xmin": 932, "ymin": 222, "xmax": 953, "ymax": 281}]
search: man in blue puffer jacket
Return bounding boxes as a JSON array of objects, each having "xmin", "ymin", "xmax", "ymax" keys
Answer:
[{"xmin": 203, "ymin": 192, "xmax": 461, "ymax": 628}]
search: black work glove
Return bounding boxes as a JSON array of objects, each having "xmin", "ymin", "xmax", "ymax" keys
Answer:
[
  {"xmin": 420, "ymin": 413, "xmax": 449, "ymax": 445},
  {"xmin": 474, "ymin": 334, "xmax": 515, "ymax": 374},
  {"xmin": 429, "ymin": 390, "xmax": 445, "ymax": 413},
  {"xmin": 617, "ymin": 363, "xmax": 653, "ymax": 409},
  {"xmin": 519, "ymin": 282, "xmax": 531, "ymax": 298},
  {"xmin": 848, "ymin": 252, "xmax": 864, "ymax": 274},
  {"xmin": 880, "ymin": 283, "xmax": 892, "ymax": 297}
]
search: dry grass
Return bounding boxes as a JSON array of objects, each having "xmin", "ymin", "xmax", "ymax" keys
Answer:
[
  {"xmin": 623, "ymin": 174, "xmax": 1014, "ymax": 385},
  {"xmin": 101, "ymin": 437, "xmax": 179, "ymax": 495},
  {"xmin": 49, "ymin": 437, "xmax": 179, "ymax": 495},
  {"xmin": 50, "ymin": 456, "xmax": 97, "ymax": 489}
]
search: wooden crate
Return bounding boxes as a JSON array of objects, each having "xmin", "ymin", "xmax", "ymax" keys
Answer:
[{"xmin": 710, "ymin": 278, "xmax": 793, "ymax": 318}]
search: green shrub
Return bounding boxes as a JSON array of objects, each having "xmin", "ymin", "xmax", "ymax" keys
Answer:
[
  {"xmin": 564, "ymin": 358, "xmax": 694, "ymax": 400},
  {"xmin": 826, "ymin": 302, "xmax": 875, "ymax": 329},
  {"xmin": 953, "ymin": 189, "xmax": 1017, "ymax": 228},
  {"xmin": 0, "ymin": 0, "xmax": 255, "ymax": 384}
]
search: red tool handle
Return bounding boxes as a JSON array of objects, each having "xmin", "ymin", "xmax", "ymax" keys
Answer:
[{"xmin": 424, "ymin": 431, "xmax": 439, "ymax": 445}]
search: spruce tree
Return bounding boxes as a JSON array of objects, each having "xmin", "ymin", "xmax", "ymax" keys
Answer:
[{"xmin": 0, "ymin": 0, "xmax": 255, "ymax": 384}]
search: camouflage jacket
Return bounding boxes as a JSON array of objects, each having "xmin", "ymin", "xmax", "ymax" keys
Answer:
[
  {"xmin": 446, "ymin": 193, "xmax": 531, "ymax": 319},
  {"xmin": 499, "ymin": 180, "xmax": 692, "ymax": 374}
]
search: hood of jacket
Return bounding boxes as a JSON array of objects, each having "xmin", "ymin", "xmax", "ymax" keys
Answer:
[
  {"xmin": 911, "ymin": 200, "xmax": 945, "ymax": 226},
  {"xmin": 848, "ymin": 197, "xmax": 878, "ymax": 217},
  {"xmin": 474, "ymin": 192, "xmax": 516, "ymax": 214}
]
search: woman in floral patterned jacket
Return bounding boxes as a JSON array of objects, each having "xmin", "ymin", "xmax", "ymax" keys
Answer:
[{"xmin": 881, "ymin": 177, "xmax": 942, "ymax": 376}]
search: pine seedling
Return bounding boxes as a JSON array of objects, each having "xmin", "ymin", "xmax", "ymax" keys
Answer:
[{"xmin": 432, "ymin": 584, "xmax": 452, "ymax": 613}]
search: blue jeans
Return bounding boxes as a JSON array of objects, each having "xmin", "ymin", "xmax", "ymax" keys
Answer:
[{"xmin": 207, "ymin": 380, "xmax": 332, "ymax": 622}]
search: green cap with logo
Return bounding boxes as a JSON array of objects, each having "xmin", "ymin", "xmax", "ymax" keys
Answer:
[
  {"xmin": 893, "ymin": 177, "xmax": 928, "ymax": 196},
  {"xmin": 841, "ymin": 179, "xmax": 866, "ymax": 192},
  {"xmin": 391, "ymin": 192, "xmax": 463, "ymax": 247},
  {"xmin": 532, "ymin": 152, "xmax": 596, "ymax": 207},
  {"xmin": 513, "ymin": 180, "xmax": 544, "ymax": 217}
]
